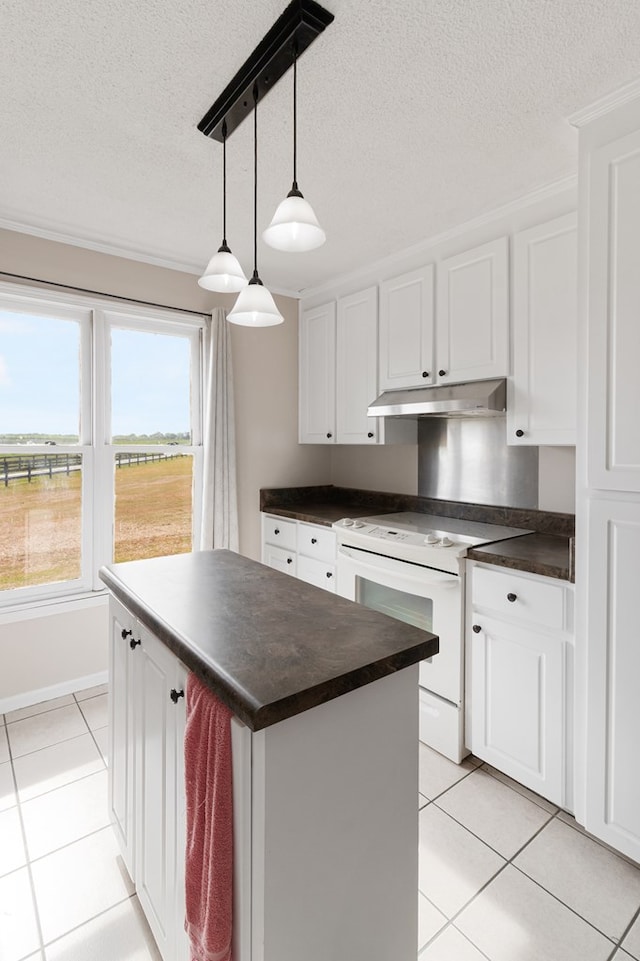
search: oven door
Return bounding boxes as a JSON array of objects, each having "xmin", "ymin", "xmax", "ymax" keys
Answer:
[{"xmin": 336, "ymin": 544, "xmax": 463, "ymax": 705}]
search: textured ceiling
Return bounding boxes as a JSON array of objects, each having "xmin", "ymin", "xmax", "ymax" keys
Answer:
[{"xmin": 2, "ymin": 0, "xmax": 640, "ymax": 294}]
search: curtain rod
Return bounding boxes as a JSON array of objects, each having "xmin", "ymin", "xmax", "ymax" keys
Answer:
[{"xmin": 0, "ymin": 270, "xmax": 209, "ymax": 318}]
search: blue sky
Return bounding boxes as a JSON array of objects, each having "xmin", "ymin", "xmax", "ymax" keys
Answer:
[{"xmin": 0, "ymin": 311, "xmax": 191, "ymax": 437}]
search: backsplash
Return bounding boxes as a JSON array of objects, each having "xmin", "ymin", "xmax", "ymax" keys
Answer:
[{"xmin": 418, "ymin": 417, "xmax": 539, "ymax": 509}]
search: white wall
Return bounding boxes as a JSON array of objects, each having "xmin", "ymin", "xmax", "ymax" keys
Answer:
[{"xmin": 0, "ymin": 228, "xmax": 331, "ymax": 706}]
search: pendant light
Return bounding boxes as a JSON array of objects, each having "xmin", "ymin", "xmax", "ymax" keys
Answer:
[
  {"xmin": 228, "ymin": 86, "xmax": 284, "ymax": 327},
  {"xmin": 263, "ymin": 47, "xmax": 326, "ymax": 253},
  {"xmin": 198, "ymin": 121, "xmax": 248, "ymax": 293}
]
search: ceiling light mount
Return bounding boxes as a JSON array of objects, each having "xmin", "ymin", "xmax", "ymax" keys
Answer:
[{"xmin": 197, "ymin": 0, "xmax": 334, "ymax": 143}]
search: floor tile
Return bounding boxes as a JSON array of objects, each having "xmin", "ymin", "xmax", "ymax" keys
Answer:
[
  {"xmin": 420, "ymin": 924, "xmax": 490, "ymax": 960},
  {"xmin": 557, "ymin": 810, "xmax": 640, "ymax": 869},
  {"xmin": 418, "ymin": 894, "xmax": 447, "ymax": 950},
  {"xmin": 612, "ymin": 951, "xmax": 635, "ymax": 960},
  {"xmin": 22, "ymin": 770, "xmax": 109, "ymax": 860},
  {"xmin": 13, "ymin": 733, "xmax": 105, "ymax": 803},
  {"xmin": 0, "ymin": 725, "xmax": 9, "ymax": 763},
  {"xmin": 481, "ymin": 762, "xmax": 559, "ymax": 814},
  {"xmin": 78, "ymin": 693, "xmax": 108, "ymax": 731},
  {"xmin": 419, "ymin": 804, "xmax": 505, "ymax": 918},
  {"xmin": 0, "ymin": 807, "xmax": 27, "ymax": 877},
  {"xmin": 93, "ymin": 727, "xmax": 109, "ymax": 764},
  {"xmin": 7, "ymin": 704, "xmax": 88, "ymax": 758},
  {"xmin": 419, "ymin": 793, "xmax": 429, "ymax": 810},
  {"xmin": 0, "ymin": 867, "xmax": 41, "ymax": 961},
  {"xmin": 436, "ymin": 768, "xmax": 552, "ymax": 858},
  {"xmin": 0, "ymin": 760, "xmax": 16, "ymax": 811},
  {"xmin": 44, "ymin": 895, "xmax": 161, "ymax": 961},
  {"xmin": 621, "ymin": 913, "xmax": 640, "ymax": 959},
  {"xmin": 31, "ymin": 827, "xmax": 134, "ymax": 944},
  {"xmin": 75, "ymin": 683, "xmax": 108, "ymax": 702},
  {"xmin": 514, "ymin": 818, "xmax": 640, "ymax": 940},
  {"xmin": 456, "ymin": 864, "xmax": 614, "ymax": 961},
  {"xmin": 6, "ymin": 695, "xmax": 75, "ymax": 724},
  {"xmin": 419, "ymin": 743, "xmax": 478, "ymax": 800}
]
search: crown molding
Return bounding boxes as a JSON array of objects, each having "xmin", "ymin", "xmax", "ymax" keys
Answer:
[
  {"xmin": 299, "ymin": 174, "xmax": 577, "ymax": 301},
  {"xmin": 0, "ymin": 215, "xmax": 301, "ymax": 300},
  {"xmin": 569, "ymin": 77, "xmax": 640, "ymax": 128}
]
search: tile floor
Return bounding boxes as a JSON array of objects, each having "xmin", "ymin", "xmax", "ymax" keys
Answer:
[
  {"xmin": 0, "ymin": 684, "xmax": 161, "ymax": 961},
  {"xmin": 2, "ymin": 686, "xmax": 640, "ymax": 961}
]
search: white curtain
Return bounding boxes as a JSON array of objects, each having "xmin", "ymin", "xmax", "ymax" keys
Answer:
[{"xmin": 200, "ymin": 308, "xmax": 239, "ymax": 551}]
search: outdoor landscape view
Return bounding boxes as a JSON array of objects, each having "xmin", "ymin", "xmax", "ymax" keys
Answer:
[{"xmin": 1, "ymin": 309, "xmax": 195, "ymax": 593}]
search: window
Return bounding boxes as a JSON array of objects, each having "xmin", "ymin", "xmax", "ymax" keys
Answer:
[{"xmin": 0, "ymin": 284, "xmax": 204, "ymax": 606}]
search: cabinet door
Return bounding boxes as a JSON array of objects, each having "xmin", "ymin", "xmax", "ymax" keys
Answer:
[
  {"xmin": 379, "ymin": 266, "xmax": 434, "ymax": 389},
  {"xmin": 437, "ymin": 237, "xmax": 509, "ymax": 384},
  {"xmin": 336, "ymin": 287, "xmax": 379, "ymax": 444},
  {"xmin": 136, "ymin": 627, "xmax": 185, "ymax": 961},
  {"xmin": 468, "ymin": 615, "xmax": 565, "ymax": 805},
  {"xmin": 587, "ymin": 128, "xmax": 640, "ymax": 491},
  {"xmin": 510, "ymin": 213, "xmax": 577, "ymax": 445},
  {"xmin": 299, "ymin": 302, "xmax": 336, "ymax": 444},
  {"xmin": 108, "ymin": 599, "xmax": 139, "ymax": 881},
  {"xmin": 583, "ymin": 498, "xmax": 640, "ymax": 861}
]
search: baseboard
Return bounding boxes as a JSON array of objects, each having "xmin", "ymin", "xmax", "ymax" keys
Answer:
[{"xmin": 0, "ymin": 670, "xmax": 108, "ymax": 714}]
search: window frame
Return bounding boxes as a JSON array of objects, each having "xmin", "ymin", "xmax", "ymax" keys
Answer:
[{"xmin": 0, "ymin": 282, "xmax": 206, "ymax": 608}]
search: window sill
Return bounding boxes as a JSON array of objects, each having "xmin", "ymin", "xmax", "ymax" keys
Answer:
[{"xmin": 0, "ymin": 590, "xmax": 109, "ymax": 624}]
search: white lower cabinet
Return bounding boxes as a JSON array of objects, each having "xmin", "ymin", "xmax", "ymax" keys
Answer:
[
  {"xmin": 466, "ymin": 562, "xmax": 574, "ymax": 808},
  {"xmin": 136, "ymin": 625, "xmax": 189, "ymax": 961},
  {"xmin": 261, "ymin": 514, "xmax": 336, "ymax": 592},
  {"xmin": 108, "ymin": 605, "xmax": 188, "ymax": 961}
]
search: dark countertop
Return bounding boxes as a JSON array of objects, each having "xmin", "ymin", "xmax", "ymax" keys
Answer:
[
  {"xmin": 99, "ymin": 550, "xmax": 438, "ymax": 732},
  {"xmin": 467, "ymin": 533, "xmax": 574, "ymax": 582},
  {"xmin": 260, "ymin": 485, "xmax": 575, "ymax": 582}
]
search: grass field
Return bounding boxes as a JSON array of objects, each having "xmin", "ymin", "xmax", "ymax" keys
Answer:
[{"xmin": 0, "ymin": 457, "xmax": 193, "ymax": 591}]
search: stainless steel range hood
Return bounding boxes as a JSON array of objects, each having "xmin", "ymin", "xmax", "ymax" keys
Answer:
[{"xmin": 368, "ymin": 378, "xmax": 506, "ymax": 418}]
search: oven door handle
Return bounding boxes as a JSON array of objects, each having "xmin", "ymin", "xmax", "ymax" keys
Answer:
[{"xmin": 337, "ymin": 545, "xmax": 460, "ymax": 588}]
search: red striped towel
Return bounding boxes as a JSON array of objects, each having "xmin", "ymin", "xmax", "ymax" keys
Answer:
[{"xmin": 184, "ymin": 673, "xmax": 234, "ymax": 961}]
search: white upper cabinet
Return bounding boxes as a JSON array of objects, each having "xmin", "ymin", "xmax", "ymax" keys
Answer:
[
  {"xmin": 509, "ymin": 213, "xmax": 578, "ymax": 446},
  {"xmin": 379, "ymin": 266, "xmax": 434, "ymax": 389},
  {"xmin": 299, "ymin": 301, "xmax": 336, "ymax": 444},
  {"xmin": 437, "ymin": 236, "xmax": 509, "ymax": 384},
  {"xmin": 336, "ymin": 286, "xmax": 379, "ymax": 444},
  {"xmin": 587, "ymin": 127, "xmax": 640, "ymax": 491}
]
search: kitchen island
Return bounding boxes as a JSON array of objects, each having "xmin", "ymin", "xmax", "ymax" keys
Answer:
[{"xmin": 100, "ymin": 550, "xmax": 438, "ymax": 961}]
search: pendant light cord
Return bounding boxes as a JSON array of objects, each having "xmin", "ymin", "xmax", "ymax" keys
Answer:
[
  {"xmin": 252, "ymin": 84, "xmax": 259, "ymax": 280},
  {"xmin": 221, "ymin": 119, "xmax": 228, "ymax": 245},
  {"xmin": 292, "ymin": 50, "xmax": 298, "ymax": 191}
]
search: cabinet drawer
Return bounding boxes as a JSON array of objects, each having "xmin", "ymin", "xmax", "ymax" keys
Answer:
[
  {"xmin": 263, "ymin": 544, "xmax": 297, "ymax": 576},
  {"xmin": 297, "ymin": 523, "xmax": 336, "ymax": 562},
  {"xmin": 297, "ymin": 555, "xmax": 336, "ymax": 592},
  {"xmin": 472, "ymin": 566, "xmax": 565, "ymax": 631},
  {"xmin": 263, "ymin": 515, "xmax": 297, "ymax": 551}
]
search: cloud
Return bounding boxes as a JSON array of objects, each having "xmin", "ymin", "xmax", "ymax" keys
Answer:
[{"xmin": 0, "ymin": 355, "xmax": 11, "ymax": 387}]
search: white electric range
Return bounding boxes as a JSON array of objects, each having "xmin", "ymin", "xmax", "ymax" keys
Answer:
[{"xmin": 332, "ymin": 512, "xmax": 530, "ymax": 761}]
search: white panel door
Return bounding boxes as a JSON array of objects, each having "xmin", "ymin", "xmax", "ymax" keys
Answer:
[
  {"xmin": 379, "ymin": 266, "xmax": 434, "ymax": 389},
  {"xmin": 136, "ymin": 626, "xmax": 183, "ymax": 961},
  {"xmin": 469, "ymin": 615, "xmax": 565, "ymax": 805},
  {"xmin": 510, "ymin": 213, "xmax": 578, "ymax": 445},
  {"xmin": 437, "ymin": 236, "xmax": 509, "ymax": 384},
  {"xmin": 108, "ymin": 600, "xmax": 138, "ymax": 880},
  {"xmin": 584, "ymin": 497, "xmax": 640, "ymax": 862},
  {"xmin": 299, "ymin": 302, "xmax": 336, "ymax": 444},
  {"xmin": 336, "ymin": 286, "xmax": 379, "ymax": 444},
  {"xmin": 587, "ymin": 128, "xmax": 640, "ymax": 491}
]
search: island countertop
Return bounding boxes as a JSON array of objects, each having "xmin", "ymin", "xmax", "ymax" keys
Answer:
[{"xmin": 99, "ymin": 549, "xmax": 438, "ymax": 732}]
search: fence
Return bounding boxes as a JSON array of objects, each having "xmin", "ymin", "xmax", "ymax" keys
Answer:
[{"xmin": 1, "ymin": 451, "xmax": 184, "ymax": 487}]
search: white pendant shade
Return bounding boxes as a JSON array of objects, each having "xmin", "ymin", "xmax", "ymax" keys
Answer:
[
  {"xmin": 198, "ymin": 247, "xmax": 248, "ymax": 293},
  {"xmin": 227, "ymin": 280, "xmax": 283, "ymax": 327},
  {"xmin": 263, "ymin": 193, "xmax": 326, "ymax": 252}
]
